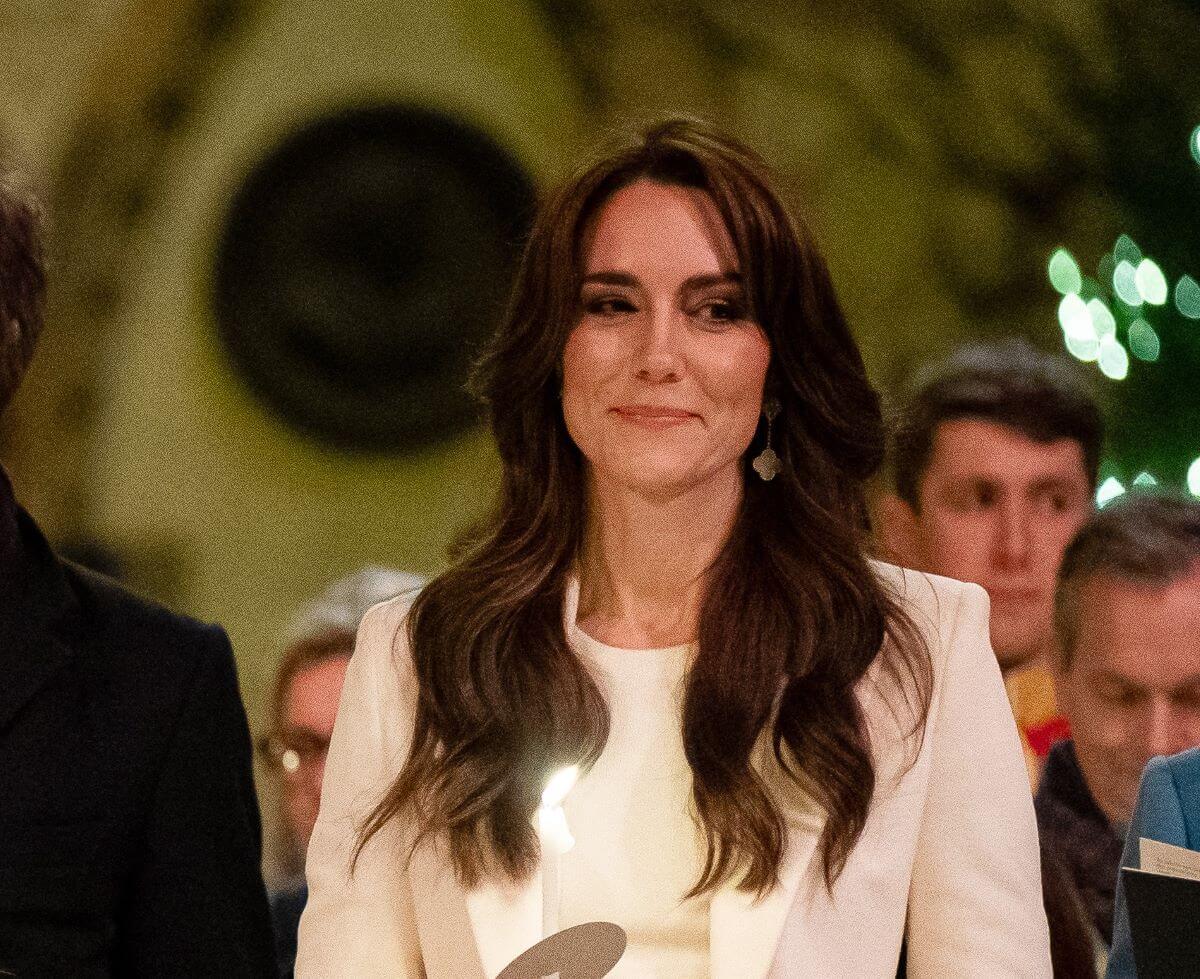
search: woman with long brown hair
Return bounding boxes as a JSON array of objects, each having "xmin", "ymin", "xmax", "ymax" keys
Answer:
[{"xmin": 296, "ymin": 119, "xmax": 1049, "ymax": 977}]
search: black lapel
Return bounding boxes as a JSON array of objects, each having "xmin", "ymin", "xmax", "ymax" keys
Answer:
[{"xmin": 0, "ymin": 506, "xmax": 79, "ymax": 735}]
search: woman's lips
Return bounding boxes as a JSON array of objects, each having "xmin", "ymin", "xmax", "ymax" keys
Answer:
[{"xmin": 610, "ymin": 405, "xmax": 697, "ymax": 428}]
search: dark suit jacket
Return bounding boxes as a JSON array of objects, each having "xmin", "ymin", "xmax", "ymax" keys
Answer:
[
  {"xmin": 1035, "ymin": 740, "xmax": 1124, "ymax": 945},
  {"xmin": 269, "ymin": 883, "xmax": 307, "ymax": 978},
  {"xmin": 0, "ymin": 488, "xmax": 276, "ymax": 976}
]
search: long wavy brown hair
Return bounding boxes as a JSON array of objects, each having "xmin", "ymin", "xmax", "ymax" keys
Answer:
[{"xmin": 359, "ymin": 118, "xmax": 932, "ymax": 895}]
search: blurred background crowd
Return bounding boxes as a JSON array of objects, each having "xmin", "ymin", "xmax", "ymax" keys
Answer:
[{"xmin": 2, "ymin": 1, "xmax": 1199, "ymax": 976}]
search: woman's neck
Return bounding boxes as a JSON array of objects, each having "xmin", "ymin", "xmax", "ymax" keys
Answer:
[{"xmin": 575, "ymin": 470, "xmax": 742, "ymax": 649}]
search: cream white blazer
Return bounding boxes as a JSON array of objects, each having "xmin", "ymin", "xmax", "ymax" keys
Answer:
[{"xmin": 296, "ymin": 563, "xmax": 1051, "ymax": 977}]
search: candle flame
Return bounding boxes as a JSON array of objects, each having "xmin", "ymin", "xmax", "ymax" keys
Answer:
[
  {"xmin": 537, "ymin": 805, "xmax": 575, "ymax": 854},
  {"xmin": 541, "ymin": 765, "xmax": 579, "ymax": 808}
]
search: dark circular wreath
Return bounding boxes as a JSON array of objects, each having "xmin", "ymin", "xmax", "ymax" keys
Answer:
[{"xmin": 213, "ymin": 103, "xmax": 535, "ymax": 451}]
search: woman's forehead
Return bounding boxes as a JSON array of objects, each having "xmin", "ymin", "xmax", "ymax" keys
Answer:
[{"xmin": 579, "ymin": 179, "xmax": 739, "ymax": 277}]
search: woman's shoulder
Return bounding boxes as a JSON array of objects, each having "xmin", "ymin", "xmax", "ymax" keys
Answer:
[
  {"xmin": 868, "ymin": 557, "xmax": 989, "ymax": 641},
  {"xmin": 344, "ymin": 590, "xmax": 421, "ymax": 715},
  {"xmin": 856, "ymin": 561, "xmax": 983, "ymax": 756},
  {"xmin": 864, "ymin": 559, "xmax": 994, "ymax": 729},
  {"xmin": 357, "ymin": 590, "xmax": 418, "ymax": 644}
]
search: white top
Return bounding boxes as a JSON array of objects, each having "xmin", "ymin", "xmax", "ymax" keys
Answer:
[
  {"xmin": 296, "ymin": 563, "xmax": 1052, "ymax": 978},
  {"xmin": 564, "ymin": 628, "xmax": 708, "ymax": 977}
]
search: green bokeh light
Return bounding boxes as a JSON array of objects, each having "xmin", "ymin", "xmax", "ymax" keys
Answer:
[
  {"xmin": 1135, "ymin": 258, "xmax": 1169, "ymax": 305},
  {"xmin": 1114, "ymin": 234, "xmax": 1142, "ymax": 266},
  {"xmin": 1097, "ymin": 335, "xmax": 1129, "ymax": 380},
  {"xmin": 1132, "ymin": 472, "xmax": 1158, "ymax": 487},
  {"xmin": 1097, "ymin": 476, "xmax": 1126, "ymax": 507},
  {"xmin": 1080, "ymin": 275, "xmax": 1104, "ymax": 301},
  {"xmin": 1088, "ymin": 298, "xmax": 1117, "ymax": 338},
  {"xmin": 1189, "ymin": 458, "xmax": 1200, "ymax": 497},
  {"xmin": 1064, "ymin": 333, "xmax": 1100, "ymax": 362},
  {"xmin": 1059, "ymin": 293, "xmax": 1094, "ymax": 339},
  {"xmin": 1048, "ymin": 249, "xmax": 1082, "ymax": 295},
  {"xmin": 1175, "ymin": 275, "xmax": 1200, "ymax": 319},
  {"xmin": 1191, "ymin": 125, "xmax": 1200, "ymax": 166},
  {"xmin": 1127, "ymin": 318, "xmax": 1161, "ymax": 362},
  {"xmin": 1059, "ymin": 292, "xmax": 1098, "ymax": 362},
  {"xmin": 1112, "ymin": 260, "xmax": 1143, "ymax": 306}
]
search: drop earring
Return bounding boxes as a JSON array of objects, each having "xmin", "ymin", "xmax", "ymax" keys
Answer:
[{"xmin": 752, "ymin": 398, "xmax": 783, "ymax": 481}]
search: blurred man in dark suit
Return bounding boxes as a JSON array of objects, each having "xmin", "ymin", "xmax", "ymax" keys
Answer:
[{"xmin": 0, "ymin": 173, "xmax": 275, "ymax": 974}]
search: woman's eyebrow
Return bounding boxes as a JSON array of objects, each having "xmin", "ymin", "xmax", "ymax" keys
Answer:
[
  {"xmin": 580, "ymin": 271, "xmax": 638, "ymax": 286},
  {"xmin": 681, "ymin": 272, "xmax": 743, "ymax": 290},
  {"xmin": 580, "ymin": 271, "xmax": 743, "ymax": 288}
]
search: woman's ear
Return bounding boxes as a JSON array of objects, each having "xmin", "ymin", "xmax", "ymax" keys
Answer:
[{"xmin": 877, "ymin": 493, "xmax": 922, "ymax": 567}]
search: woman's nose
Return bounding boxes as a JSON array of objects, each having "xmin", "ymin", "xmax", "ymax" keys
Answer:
[{"xmin": 632, "ymin": 306, "xmax": 683, "ymax": 383}]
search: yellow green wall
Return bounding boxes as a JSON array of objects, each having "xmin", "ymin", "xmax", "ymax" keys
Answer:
[{"xmin": 83, "ymin": 0, "xmax": 587, "ymax": 736}]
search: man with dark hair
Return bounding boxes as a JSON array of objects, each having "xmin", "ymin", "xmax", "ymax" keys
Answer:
[
  {"xmin": 0, "ymin": 175, "xmax": 44, "ymax": 410},
  {"xmin": 1038, "ymin": 492, "xmax": 1200, "ymax": 959},
  {"xmin": 881, "ymin": 339, "xmax": 1103, "ymax": 779},
  {"xmin": 0, "ymin": 172, "xmax": 275, "ymax": 973}
]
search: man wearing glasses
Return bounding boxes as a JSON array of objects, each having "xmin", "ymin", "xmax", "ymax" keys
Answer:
[{"xmin": 258, "ymin": 568, "xmax": 423, "ymax": 976}]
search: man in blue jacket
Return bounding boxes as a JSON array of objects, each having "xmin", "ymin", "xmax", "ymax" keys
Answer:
[
  {"xmin": 1107, "ymin": 747, "xmax": 1200, "ymax": 976},
  {"xmin": 1044, "ymin": 492, "xmax": 1200, "ymax": 974}
]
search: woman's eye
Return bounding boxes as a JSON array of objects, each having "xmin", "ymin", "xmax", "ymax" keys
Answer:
[
  {"xmin": 695, "ymin": 300, "xmax": 745, "ymax": 324},
  {"xmin": 583, "ymin": 296, "xmax": 636, "ymax": 316}
]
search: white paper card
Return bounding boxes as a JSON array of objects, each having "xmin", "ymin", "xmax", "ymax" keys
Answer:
[{"xmin": 1139, "ymin": 837, "xmax": 1200, "ymax": 882}]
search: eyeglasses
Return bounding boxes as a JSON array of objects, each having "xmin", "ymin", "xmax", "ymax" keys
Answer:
[{"xmin": 256, "ymin": 728, "xmax": 331, "ymax": 776}]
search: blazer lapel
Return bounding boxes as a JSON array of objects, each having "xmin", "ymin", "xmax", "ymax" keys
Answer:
[
  {"xmin": 464, "ymin": 869, "xmax": 542, "ymax": 977},
  {"xmin": 710, "ymin": 789, "xmax": 827, "ymax": 979},
  {"xmin": 408, "ymin": 834, "xmax": 541, "ymax": 979}
]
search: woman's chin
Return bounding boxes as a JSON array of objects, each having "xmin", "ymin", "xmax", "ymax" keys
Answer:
[{"xmin": 593, "ymin": 461, "xmax": 734, "ymax": 500}]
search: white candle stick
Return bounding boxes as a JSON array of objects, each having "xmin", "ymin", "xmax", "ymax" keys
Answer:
[{"xmin": 537, "ymin": 765, "xmax": 578, "ymax": 939}]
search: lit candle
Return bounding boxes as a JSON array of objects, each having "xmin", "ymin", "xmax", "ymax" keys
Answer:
[{"xmin": 537, "ymin": 765, "xmax": 578, "ymax": 939}]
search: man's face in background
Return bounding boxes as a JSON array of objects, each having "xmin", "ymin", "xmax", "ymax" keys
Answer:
[
  {"xmin": 1055, "ymin": 568, "xmax": 1200, "ymax": 827},
  {"xmin": 278, "ymin": 654, "xmax": 350, "ymax": 862},
  {"xmin": 884, "ymin": 417, "xmax": 1092, "ymax": 671}
]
